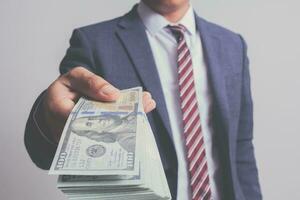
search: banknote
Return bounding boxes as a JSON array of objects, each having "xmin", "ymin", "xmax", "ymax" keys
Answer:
[
  {"xmin": 55, "ymin": 113, "xmax": 171, "ymax": 200},
  {"xmin": 49, "ymin": 87, "xmax": 143, "ymax": 175}
]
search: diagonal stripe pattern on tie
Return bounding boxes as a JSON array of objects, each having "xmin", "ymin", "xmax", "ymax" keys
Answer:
[{"xmin": 168, "ymin": 24, "xmax": 212, "ymax": 200}]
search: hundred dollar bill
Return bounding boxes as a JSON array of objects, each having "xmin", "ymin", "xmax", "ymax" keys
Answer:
[
  {"xmin": 49, "ymin": 87, "xmax": 143, "ymax": 175},
  {"xmin": 55, "ymin": 114, "xmax": 171, "ymax": 200}
]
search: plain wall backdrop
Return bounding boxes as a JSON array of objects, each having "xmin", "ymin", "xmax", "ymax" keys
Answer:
[{"xmin": 0, "ymin": 0, "xmax": 299, "ymax": 199}]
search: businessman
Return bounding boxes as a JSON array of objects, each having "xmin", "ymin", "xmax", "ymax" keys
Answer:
[{"xmin": 24, "ymin": 0, "xmax": 262, "ymax": 199}]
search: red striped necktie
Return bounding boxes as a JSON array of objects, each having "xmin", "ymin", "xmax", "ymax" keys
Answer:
[{"xmin": 168, "ymin": 24, "xmax": 212, "ymax": 200}]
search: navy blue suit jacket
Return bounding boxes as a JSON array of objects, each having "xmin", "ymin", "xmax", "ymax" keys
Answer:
[{"xmin": 25, "ymin": 5, "xmax": 262, "ymax": 200}]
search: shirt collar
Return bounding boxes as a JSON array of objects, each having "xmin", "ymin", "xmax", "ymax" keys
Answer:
[{"xmin": 137, "ymin": 1, "xmax": 196, "ymax": 36}]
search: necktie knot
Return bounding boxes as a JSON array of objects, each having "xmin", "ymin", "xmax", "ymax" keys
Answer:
[{"xmin": 168, "ymin": 24, "xmax": 186, "ymax": 43}]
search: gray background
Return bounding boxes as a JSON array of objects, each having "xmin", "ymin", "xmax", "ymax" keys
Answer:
[{"xmin": 0, "ymin": 0, "xmax": 299, "ymax": 199}]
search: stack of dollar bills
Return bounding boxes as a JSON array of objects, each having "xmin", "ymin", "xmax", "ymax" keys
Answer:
[{"xmin": 49, "ymin": 87, "xmax": 171, "ymax": 200}]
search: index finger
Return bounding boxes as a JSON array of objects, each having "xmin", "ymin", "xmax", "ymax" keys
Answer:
[{"xmin": 61, "ymin": 66, "xmax": 120, "ymax": 101}]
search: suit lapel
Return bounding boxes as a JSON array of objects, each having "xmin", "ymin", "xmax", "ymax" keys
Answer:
[
  {"xmin": 195, "ymin": 16, "xmax": 231, "ymax": 142},
  {"xmin": 195, "ymin": 16, "xmax": 238, "ymax": 199},
  {"xmin": 116, "ymin": 5, "xmax": 173, "ymax": 138}
]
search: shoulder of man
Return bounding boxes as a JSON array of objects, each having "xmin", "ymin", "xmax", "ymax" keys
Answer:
[
  {"xmin": 73, "ymin": 16, "xmax": 122, "ymax": 39},
  {"xmin": 197, "ymin": 16, "xmax": 245, "ymax": 48}
]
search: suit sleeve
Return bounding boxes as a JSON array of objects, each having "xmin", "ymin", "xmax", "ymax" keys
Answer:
[
  {"xmin": 59, "ymin": 28, "xmax": 96, "ymax": 74},
  {"xmin": 236, "ymin": 35, "xmax": 263, "ymax": 200},
  {"xmin": 24, "ymin": 29, "xmax": 95, "ymax": 169}
]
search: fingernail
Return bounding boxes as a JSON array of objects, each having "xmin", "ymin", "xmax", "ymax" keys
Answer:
[{"xmin": 100, "ymin": 85, "xmax": 119, "ymax": 96}]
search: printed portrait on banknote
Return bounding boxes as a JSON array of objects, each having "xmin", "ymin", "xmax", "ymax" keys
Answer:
[{"xmin": 70, "ymin": 111, "xmax": 137, "ymax": 153}]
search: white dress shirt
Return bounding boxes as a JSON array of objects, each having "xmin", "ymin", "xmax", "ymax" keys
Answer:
[{"xmin": 137, "ymin": 2, "xmax": 221, "ymax": 200}]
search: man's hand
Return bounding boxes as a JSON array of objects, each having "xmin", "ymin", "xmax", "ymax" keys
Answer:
[{"xmin": 41, "ymin": 66, "xmax": 156, "ymax": 143}]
